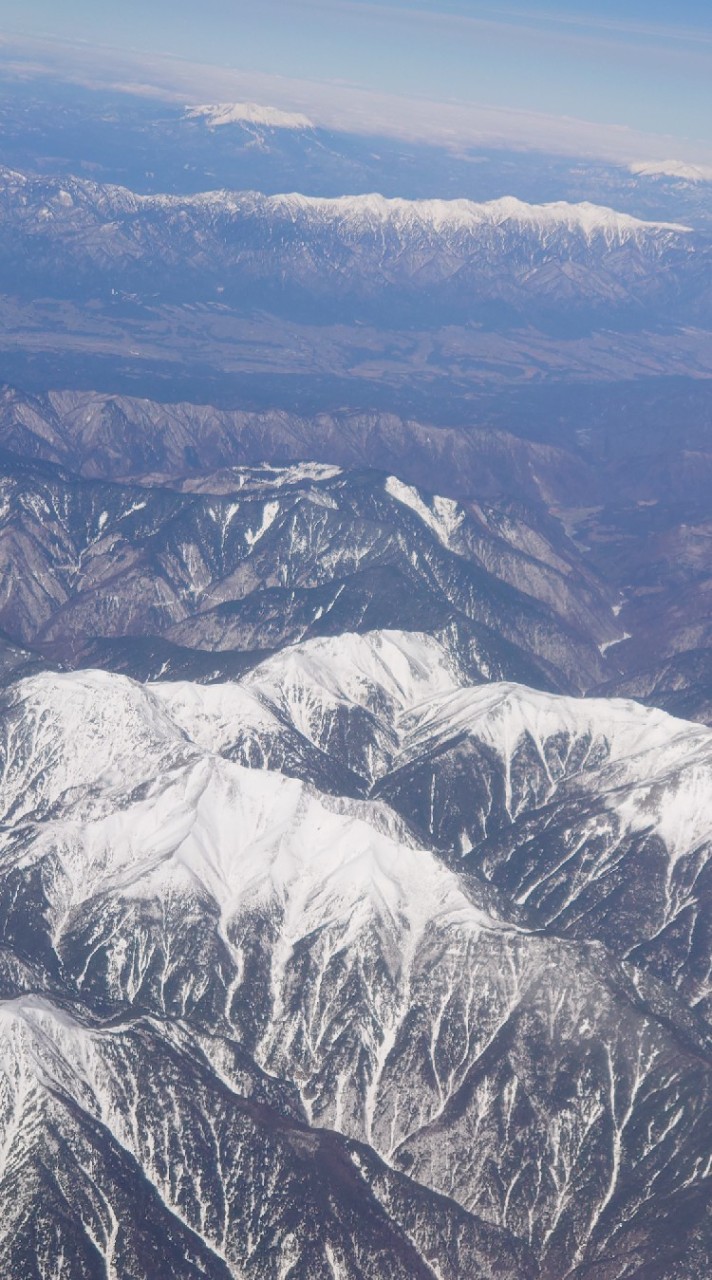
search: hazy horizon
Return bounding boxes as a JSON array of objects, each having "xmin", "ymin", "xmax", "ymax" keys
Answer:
[{"xmin": 2, "ymin": 0, "xmax": 712, "ymax": 168}]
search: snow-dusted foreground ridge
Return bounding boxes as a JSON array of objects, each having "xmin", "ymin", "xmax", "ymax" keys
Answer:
[{"xmin": 1, "ymin": 629, "xmax": 712, "ymax": 1277}]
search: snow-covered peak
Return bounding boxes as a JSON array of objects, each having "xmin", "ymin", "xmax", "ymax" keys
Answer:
[
  {"xmin": 0, "ymin": 669, "xmax": 196, "ymax": 825},
  {"xmin": 3, "ymin": 712, "xmax": 503, "ymax": 951},
  {"xmin": 6, "ymin": 632, "xmax": 712, "ymax": 930},
  {"xmin": 268, "ymin": 190, "xmax": 691, "ymax": 240},
  {"xmin": 400, "ymin": 678, "xmax": 710, "ymax": 774},
  {"xmin": 186, "ymin": 102, "xmax": 314, "ymax": 130},
  {"xmin": 630, "ymin": 159, "xmax": 712, "ymax": 183},
  {"xmin": 243, "ymin": 630, "xmax": 463, "ymax": 722}
]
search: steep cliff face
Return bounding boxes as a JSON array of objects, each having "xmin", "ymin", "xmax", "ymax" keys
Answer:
[{"xmin": 0, "ymin": 632, "xmax": 711, "ymax": 1277}]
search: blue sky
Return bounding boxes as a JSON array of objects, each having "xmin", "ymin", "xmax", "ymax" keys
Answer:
[{"xmin": 2, "ymin": 1, "xmax": 712, "ymax": 161}]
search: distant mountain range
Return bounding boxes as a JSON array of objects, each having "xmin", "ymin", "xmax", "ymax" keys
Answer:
[
  {"xmin": 1, "ymin": 160, "xmax": 711, "ymax": 425},
  {"xmin": 2, "ymin": 77, "xmax": 712, "ymax": 228},
  {"xmin": 0, "ymin": 168, "xmax": 706, "ymax": 329}
]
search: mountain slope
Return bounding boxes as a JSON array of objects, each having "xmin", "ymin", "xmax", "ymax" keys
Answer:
[
  {"xmin": 0, "ymin": 383, "xmax": 600, "ymax": 499},
  {"xmin": 1, "ymin": 997, "xmax": 534, "ymax": 1280},
  {"xmin": 0, "ymin": 451, "xmax": 621, "ymax": 694},
  {"xmin": 215, "ymin": 630, "xmax": 712, "ymax": 1023},
  {"xmin": 3, "ymin": 382, "xmax": 712, "ymax": 724}
]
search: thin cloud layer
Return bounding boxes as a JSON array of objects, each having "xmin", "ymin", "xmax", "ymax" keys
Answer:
[{"xmin": 2, "ymin": 32, "xmax": 712, "ymax": 170}]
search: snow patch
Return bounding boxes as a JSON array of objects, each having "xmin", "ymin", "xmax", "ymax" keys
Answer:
[
  {"xmin": 118, "ymin": 500, "xmax": 147, "ymax": 520},
  {"xmin": 599, "ymin": 633, "xmax": 632, "ymax": 655},
  {"xmin": 385, "ymin": 476, "xmax": 465, "ymax": 551},
  {"xmin": 245, "ymin": 501, "xmax": 280, "ymax": 547}
]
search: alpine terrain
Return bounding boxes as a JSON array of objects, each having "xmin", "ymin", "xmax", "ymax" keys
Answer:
[{"xmin": 0, "ymin": 47, "xmax": 711, "ymax": 1280}]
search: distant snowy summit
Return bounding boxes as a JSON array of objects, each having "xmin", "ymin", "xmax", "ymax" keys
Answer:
[
  {"xmin": 630, "ymin": 159, "xmax": 712, "ymax": 183},
  {"xmin": 186, "ymin": 102, "xmax": 314, "ymax": 130}
]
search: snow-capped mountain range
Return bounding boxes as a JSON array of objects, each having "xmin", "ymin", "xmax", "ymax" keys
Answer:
[
  {"xmin": 1, "ymin": 627, "xmax": 711, "ymax": 1277},
  {"xmin": 0, "ymin": 166, "xmax": 706, "ymax": 327},
  {"xmin": 255, "ymin": 189, "xmax": 690, "ymax": 237},
  {"xmin": 1, "ymin": 70, "xmax": 712, "ymax": 1279}
]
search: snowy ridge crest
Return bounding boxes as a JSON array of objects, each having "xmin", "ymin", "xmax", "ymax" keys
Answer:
[
  {"xmin": 0, "ymin": 166, "xmax": 691, "ymax": 243},
  {"xmin": 266, "ymin": 191, "xmax": 692, "ymax": 238}
]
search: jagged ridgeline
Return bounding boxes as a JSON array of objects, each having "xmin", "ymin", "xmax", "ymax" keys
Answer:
[
  {"xmin": 0, "ymin": 453, "xmax": 619, "ymax": 690},
  {"xmin": 0, "ymin": 171, "xmax": 700, "ymax": 325},
  {"xmin": 2, "ymin": 438, "xmax": 711, "ymax": 722}
]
